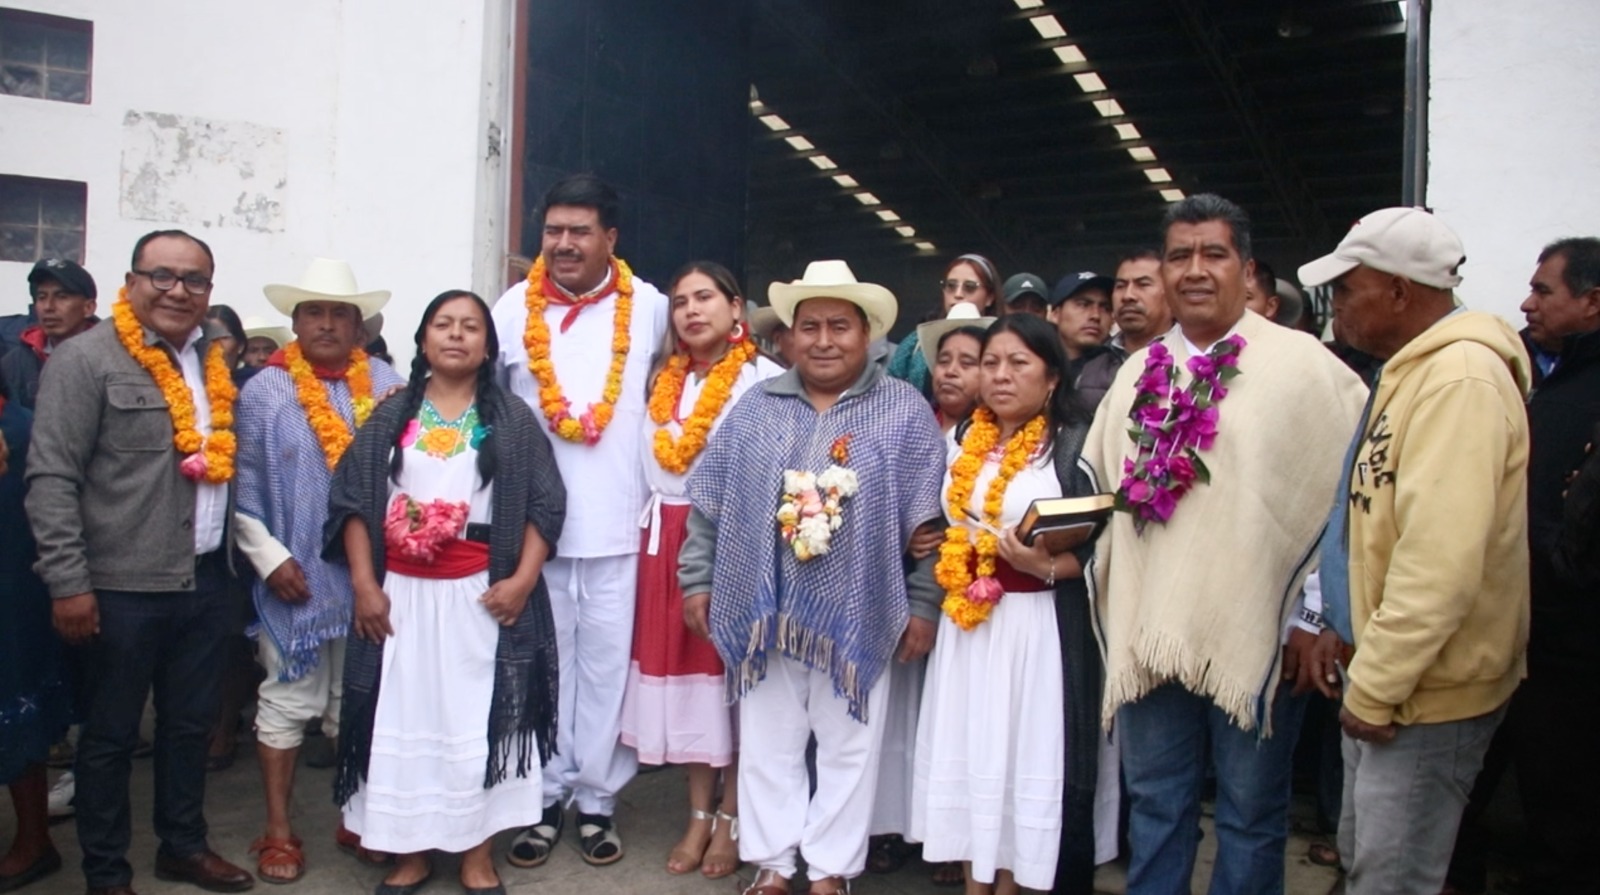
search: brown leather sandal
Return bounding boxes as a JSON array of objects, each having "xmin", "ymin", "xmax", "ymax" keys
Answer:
[
  {"xmin": 250, "ymin": 835, "xmax": 305, "ymax": 885},
  {"xmin": 335, "ymin": 824, "xmax": 391, "ymax": 866}
]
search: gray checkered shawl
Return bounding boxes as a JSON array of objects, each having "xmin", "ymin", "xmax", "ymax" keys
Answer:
[
  {"xmin": 323, "ymin": 384, "xmax": 565, "ymax": 805},
  {"xmin": 685, "ymin": 364, "xmax": 945, "ymax": 722}
]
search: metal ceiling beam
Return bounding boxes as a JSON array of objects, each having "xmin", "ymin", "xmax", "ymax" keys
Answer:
[
  {"xmin": 753, "ymin": 0, "xmax": 1053, "ymax": 268},
  {"xmin": 1164, "ymin": 0, "xmax": 1330, "ymax": 244}
]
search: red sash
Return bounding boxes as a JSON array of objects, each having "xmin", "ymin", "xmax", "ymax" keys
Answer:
[
  {"xmin": 967, "ymin": 555, "xmax": 1050, "ymax": 593},
  {"xmin": 387, "ymin": 538, "xmax": 489, "ymax": 580}
]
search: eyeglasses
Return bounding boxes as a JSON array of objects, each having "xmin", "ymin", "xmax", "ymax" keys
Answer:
[
  {"xmin": 132, "ymin": 269, "xmax": 213, "ymax": 294},
  {"xmin": 940, "ymin": 278, "xmax": 982, "ymax": 296}
]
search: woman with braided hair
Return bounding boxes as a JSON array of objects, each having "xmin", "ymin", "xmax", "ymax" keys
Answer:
[{"xmin": 325, "ymin": 290, "xmax": 565, "ymax": 895}]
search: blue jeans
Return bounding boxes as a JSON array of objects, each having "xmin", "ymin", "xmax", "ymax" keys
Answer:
[
  {"xmin": 1117, "ymin": 681, "xmax": 1308, "ymax": 895},
  {"xmin": 75, "ymin": 557, "xmax": 232, "ymax": 888}
]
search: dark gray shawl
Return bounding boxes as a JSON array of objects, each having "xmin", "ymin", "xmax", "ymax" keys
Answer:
[{"xmin": 323, "ymin": 383, "xmax": 565, "ymax": 806}]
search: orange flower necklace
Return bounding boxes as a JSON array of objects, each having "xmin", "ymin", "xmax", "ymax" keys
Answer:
[
  {"xmin": 648, "ymin": 338, "xmax": 757, "ymax": 474},
  {"xmin": 523, "ymin": 255, "xmax": 634, "ymax": 445},
  {"xmin": 284, "ymin": 342, "xmax": 374, "ymax": 470},
  {"xmin": 111, "ymin": 292, "xmax": 237, "ymax": 483},
  {"xmin": 935, "ymin": 408, "xmax": 1047, "ymax": 630}
]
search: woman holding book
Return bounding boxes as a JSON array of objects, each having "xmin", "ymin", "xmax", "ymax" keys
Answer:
[{"xmin": 909, "ymin": 313, "xmax": 1107, "ymax": 894}]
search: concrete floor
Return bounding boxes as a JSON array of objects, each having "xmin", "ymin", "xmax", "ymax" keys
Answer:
[{"xmin": 4, "ymin": 726, "xmax": 1349, "ymax": 895}]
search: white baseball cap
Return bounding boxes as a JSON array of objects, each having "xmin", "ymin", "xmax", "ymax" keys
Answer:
[{"xmin": 1298, "ymin": 207, "xmax": 1466, "ymax": 290}]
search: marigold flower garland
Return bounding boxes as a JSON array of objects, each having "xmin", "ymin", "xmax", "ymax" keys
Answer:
[
  {"xmin": 935, "ymin": 409, "xmax": 1048, "ymax": 630},
  {"xmin": 648, "ymin": 338, "xmax": 757, "ymax": 474},
  {"xmin": 111, "ymin": 293, "xmax": 237, "ymax": 483},
  {"xmin": 284, "ymin": 342, "xmax": 373, "ymax": 470},
  {"xmin": 776, "ymin": 434, "xmax": 859, "ymax": 561},
  {"xmin": 523, "ymin": 255, "xmax": 634, "ymax": 445},
  {"xmin": 1115, "ymin": 335, "xmax": 1246, "ymax": 531}
]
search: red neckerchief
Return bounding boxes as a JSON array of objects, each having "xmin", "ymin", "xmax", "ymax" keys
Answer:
[
  {"xmin": 20, "ymin": 326, "xmax": 48, "ymax": 363},
  {"xmin": 264, "ymin": 347, "xmax": 352, "ymax": 380},
  {"xmin": 543, "ymin": 260, "xmax": 620, "ymax": 333}
]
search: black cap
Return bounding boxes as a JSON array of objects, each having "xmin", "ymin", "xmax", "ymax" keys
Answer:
[
  {"xmin": 1002, "ymin": 272, "xmax": 1049, "ymax": 305},
  {"xmin": 1048, "ymin": 271, "xmax": 1114, "ymax": 307},
  {"xmin": 28, "ymin": 258, "xmax": 97, "ymax": 300}
]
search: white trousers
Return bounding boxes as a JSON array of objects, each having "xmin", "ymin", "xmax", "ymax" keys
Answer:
[
  {"xmin": 541, "ymin": 553, "xmax": 640, "ymax": 815},
  {"xmin": 254, "ymin": 634, "xmax": 344, "ymax": 750},
  {"xmin": 738, "ymin": 653, "xmax": 892, "ymax": 880}
]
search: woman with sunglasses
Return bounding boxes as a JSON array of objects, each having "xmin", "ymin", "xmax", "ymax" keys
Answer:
[{"xmin": 887, "ymin": 254, "xmax": 1001, "ymax": 399}]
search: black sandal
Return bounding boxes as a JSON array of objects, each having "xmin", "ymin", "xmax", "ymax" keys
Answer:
[
  {"xmin": 507, "ymin": 804, "xmax": 563, "ymax": 868},
  {"xmin": 577, "ymin": 813, "xmax": 623, "ymax": 866},
  {"xmin": 865, "ymin": 834, "xmax": 913, "ymax": 874}
]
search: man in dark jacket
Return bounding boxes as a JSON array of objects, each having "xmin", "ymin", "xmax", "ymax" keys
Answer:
[
  {"xmin": 1447, "ymin": 236, "xmax": 1600, "ymax": 895},
  {"xmin": 0, "ymin": 259, "xmax": 98, "ymax": 409}
]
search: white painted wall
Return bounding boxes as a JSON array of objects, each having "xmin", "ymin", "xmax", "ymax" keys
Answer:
[
  {"xmin": 0, "ymin": 0, "xmax": 516, "ymax": 364},
  {"xmin": 1427, "ymin": 0, "xmax": 1600, "ymax": 325}
]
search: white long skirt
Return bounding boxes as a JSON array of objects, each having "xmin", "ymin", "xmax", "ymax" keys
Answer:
[
  {"xmin": 342, "ymin": 569, "xmax": 543, "ymax": 854},
  {"xmin": 911, "ymin": 589, "xmax": 1065, "ymax": 890}
]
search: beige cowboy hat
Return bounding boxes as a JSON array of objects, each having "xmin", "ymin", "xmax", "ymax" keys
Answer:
[
  {"xmin": 263, "ymin": 258, "xmax": 390, "ymax": 320},
  {"xmin": 241, "ymin": 315, "xmax": 293, "ymax": 349},
  {"xmin": 748, "ymin": 305, "xmax": 785, "ymax": 340},
  {"xmin": 768, "ymin": 260, "xmax": 897, "ymax": 341},
  {"xmin": 916, "ymin": 301, "xmax": 995, "ymax": 369}
]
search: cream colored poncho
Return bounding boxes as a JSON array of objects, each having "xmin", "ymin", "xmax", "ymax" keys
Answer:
[{"xmin": 1084, "ymin": 310, "xmax": 1367, "ymax": 732}]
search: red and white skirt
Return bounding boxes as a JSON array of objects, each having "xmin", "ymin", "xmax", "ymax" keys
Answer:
[{"xmin": 619, "ymin": 501, "xmax": 736, "ymax": 766}]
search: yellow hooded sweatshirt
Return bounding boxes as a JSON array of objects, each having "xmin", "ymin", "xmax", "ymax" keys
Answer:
[{"xmin": 1344, "ymin": 309, "xmax": 1532, "ymax": 727}]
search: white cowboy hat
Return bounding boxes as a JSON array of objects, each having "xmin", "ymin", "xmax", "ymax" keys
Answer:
[
  {"xmin": 263, "ymin": 258, "xmax": 390, "ymax": 320},
  {"xmin": 241, "ymin": 316, "xmax": 293, "ymax": 349},
  {"xmin": 768, "ymin": 260, "xmax": 896, "ymax": 342},
  {"xmin": 362, "ymin": 312, "xmax": 385, "ymax": 344},
  {"xmin": 916, "ymin": 301, "xmax": 995, "ymax": 369}
]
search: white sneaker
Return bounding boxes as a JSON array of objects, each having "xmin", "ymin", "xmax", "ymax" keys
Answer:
[{"xmin": 47, "ymin": 771, "xmax": 74, "ymax": 819}]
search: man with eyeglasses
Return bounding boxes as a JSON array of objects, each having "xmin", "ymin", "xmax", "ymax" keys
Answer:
[
  {"xmin": 0, "ymin": 258, "xmax": 99, "ymax": 410},
  {"xmin": 27, "ymin": 230, "xmax": 255, "ymax": 895}
]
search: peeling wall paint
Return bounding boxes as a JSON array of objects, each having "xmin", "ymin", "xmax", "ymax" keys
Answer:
[{"xmin": 119, "ymin": 110, "xmax": 287, "ymax": 233}]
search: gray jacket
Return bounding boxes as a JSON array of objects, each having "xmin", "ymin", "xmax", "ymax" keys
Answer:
[{"xmin": 25, "ymin": 321, "xmax": 231, "ymax": 598}]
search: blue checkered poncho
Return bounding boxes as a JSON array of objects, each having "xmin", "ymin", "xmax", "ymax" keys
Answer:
[
  {"xmin": 235, "ymin": 359, "xmax": 405, "ymax": 681},
  {"xmin": 685, "ymin": 363, "xmax": 945, "ymax": 722}
]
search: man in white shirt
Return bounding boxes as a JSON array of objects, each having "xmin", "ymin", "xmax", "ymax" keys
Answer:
[{"xmin": 491, "ymin": 174, "xmax": 668, "ymax": 868}]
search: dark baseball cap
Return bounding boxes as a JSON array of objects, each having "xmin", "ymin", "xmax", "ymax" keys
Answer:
[
  {"xmin": 28, "ymin": 258, "xmax": 97, "ymax": 300},
  {"xmin": 1048, "ymin": 271, "xmax": 1114, "ymax": 307},
  {"xmin": 1002, "ymin": 272, "xmax": 1049, "ymax": 306}
]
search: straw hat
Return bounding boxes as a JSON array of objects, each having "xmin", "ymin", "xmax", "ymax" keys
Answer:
[
  {"xmin": 263, "ymin": 258, "xmax": 390, "ymax": 320},
  {"xmin": 767, "ymin": 260, "xmax": 896, "ymax": 341},
  {"xmin": 241, "ymin": 315, "xmax": 292, "ymax": 349},
  {"xmin": 748, "ymin": 305, "xmax": 785, "ymax": 340},
  {"xmin": 916, "ymin": 301, "xmax": 995, "ymax": 369}
]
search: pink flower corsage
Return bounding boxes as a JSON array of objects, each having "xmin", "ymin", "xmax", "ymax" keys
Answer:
[
  {"xmin": 384, "ymin": 493, "xmax": 470, "ymax": 563},
  {"xmin": 178, "ymin": 452, "xmax": 208, "ymax": 482}
]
